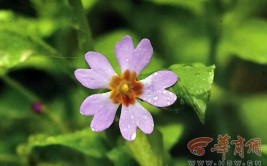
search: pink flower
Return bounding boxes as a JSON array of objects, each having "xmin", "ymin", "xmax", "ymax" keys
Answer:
[{"xmin": 74, "ymin": 36, "xmax": 178, "ymax": 141}]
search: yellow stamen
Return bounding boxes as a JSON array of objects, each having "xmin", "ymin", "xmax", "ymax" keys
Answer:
[{"xmin": 121, "ymin": 83, "xmax": 129, "ymax": 93}]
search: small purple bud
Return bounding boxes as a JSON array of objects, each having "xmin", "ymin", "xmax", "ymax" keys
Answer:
[{"xmin": 32, "ymin": 102, "xmax": 43, "ymax": 113}]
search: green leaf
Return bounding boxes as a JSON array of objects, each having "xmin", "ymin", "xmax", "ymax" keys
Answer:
[
  {"xmin": 18, "ymin": 129, "xmax": 108, "ymax": 159},
  {"xmin": 263, "ymin": 145, "xmax": 267, "ymax": 155},
  {"xmin": 170, "ymin": 63, "xmax": 215, "ymax": 123},
  {"xmin": 262, "ymin": 145, "xmax": 267, "ymax": 164},
  {"xmin": 0, "ymin": 30, "xmax": 52, "ymax": 72},
  {"xmin": 0, "ymin": 154, "xmax": 22, "ymax": 166},
  {"xmin": 237, "ymin": 95, "xmax": 267, "ymax": 142},
  {"xmin": 155, "ymin": 12, "xmax": 209, "ymax": 64},
  {"xmin": 0, "ymin": 31, "xmax": 32, "ymax": 72},
  {"xmin": 0, "ymin": 11, "xmax": 57, "ymax": 37},
  {"xmin": 219, "ymin": 19, "xmax": 267, "ymax": 65},
  {"xmin": 28, "ymin": 145, "xmax": 107, "ymax": 166},
  {"xmin": 0, "ymin": 86, "xmax": 47, "ymax": 154},
  {"xmin": 30, "ymin": 0, "xmax": 71, "ymax": 19},
  {"xmin": 126, "ymin": 129, "xmax": 164, "ymax": 166},
  {"xmin": 158, "ymin": 124, "xmax": 183, "ymax": 151},
  {"xmin": 107, "ymin": 145, "xmax": 136, "ymax": 166},
  {"xmin": 82, "ymin": 0, "xmax": 98, "ymax": 11},
  {"xmin": 149, "ymin": 0, "xmax": 204, "ymax": 15},
  {"xmin": 0, "ymin": 29, "xmax": 70, "ymax": 76}
]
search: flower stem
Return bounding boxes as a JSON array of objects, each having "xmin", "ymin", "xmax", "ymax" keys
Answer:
[
  {"xmin": 126, "ymin": 130, "xmax": 164, "ymax": 166},
  {"xmin": 205, "ymin": 0, "xmax": 223, "ymax": 65},
  {"xmin": 0, "ymin": 74, "xmax": 39, "ymax": 102},
  {"xmin": 68, "ymin": 0, "xmax": 94, "ymax": 52},
  {"xmin": 0, "ymin": 74, "xmax": 67, "ymax": 132},
  {"xmin": 42, "ymin": 106, "xmax": 68, "ymax": 133}
]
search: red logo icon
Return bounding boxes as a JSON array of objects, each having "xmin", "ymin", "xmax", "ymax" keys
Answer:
[{"xmin": 187, "ymin": 137, "xmax": 213, "ymax": 156}]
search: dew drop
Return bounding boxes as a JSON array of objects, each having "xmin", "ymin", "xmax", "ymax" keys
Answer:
[
  {"xmin": 167, "ymin": 101, "xmax": 171, "ymax": 105},
  {"xmin": 154, "ymin": 72, "xmax": 158, "ymax": 76},
  {"xmin": 131, "ymin": 132, "xmax": 136, "ymax": 140},
  {"xmin": 91, "ymin": 127, "xmax": 96, "ymax": 131},
  {"xmin": 163, "ymin": 91, "xmax": 167, "ymax": 94},
  {"xmin": 153, "ymin": 96, "xmax": 158, "ymax": 100}
]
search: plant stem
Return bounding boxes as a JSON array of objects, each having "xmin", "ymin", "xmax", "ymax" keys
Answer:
[
  {"xmin": 68, "ymin": 0, "xmax": 94, "ymax": 52},
  {"xmin": 0, "ymin": 74, "xmax": 39, "ymax": 102},
  {"xmin": 0, "ymin": 74, "xmax": 67, "ymax": 132},
  {"xmin": 43, "ymin": 106, "xmax": 68, "ymax": 132},
  {"xmin": 205, "ymin": 0, "xmax": 223, "ymax": 65},
  {"xmin": 126, "ymin": 130, "xmax": 164, "ymax": 166}
]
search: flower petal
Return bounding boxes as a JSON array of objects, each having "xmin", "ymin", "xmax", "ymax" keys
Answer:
[
  {"xmin": 131, "ymin": 38, "xmax": 153, "ymax": 75},
  {"xmin": 74, "ymin": 52, "xmax": 116, "ymax": 89},
  {"xmin": 119, "ymin": 102, "xmax": 154, "ymax": 141},
  {"xmin": 80, "ymin": 92, "xmax": 119, "ymax": 132},
  {"xmin": 115, "ymin": 35, "xmax": 134, "ymax": 73},
  {"xmin": 115, "ymin": 36, "xmax": 153, "ymax": 75},
  {"xmin": 119, "ymin": 105, "xmax": 137, "ymax": 141},
  {"xmin": 139, "ymin": 71, "xmax": 178, "ymax": 107},
  {"xmin": 132, "ymin": 102, "xmax": 154, "ymax": 134}
]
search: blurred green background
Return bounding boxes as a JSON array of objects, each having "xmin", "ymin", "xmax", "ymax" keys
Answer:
[{"xmin": 0, "ymin": 0, "xmax": 267, "ymax": 165}]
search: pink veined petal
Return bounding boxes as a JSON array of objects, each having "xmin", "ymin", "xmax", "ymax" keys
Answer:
[
  {"xmin": 115, "ymin": 36, "xmax": 153, "ymax": 75},
  {"xmin": 139, "ymin": 71, "xmax": 178, "ymax": 107},
  {"xmin": 80, "ymin": 92, "xmax": 119, "ymax": 132},
  {"xmin": 119, "ymin": 102, "xmax": 154, "ymax": 141},
  {"xmin": 74, "ymin": 52, "xmax": 116, "ymax": 89}
]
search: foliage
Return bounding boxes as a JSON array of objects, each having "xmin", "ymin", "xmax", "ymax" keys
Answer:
[{"xmin": 0, "ymin": 0, "xmax": 267, "ymax": 165}]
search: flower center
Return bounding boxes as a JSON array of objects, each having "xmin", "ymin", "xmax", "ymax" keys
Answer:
[
  {"xmin": 109, "ymin": 70, "xmax": 143, "ymax": 106},
  {"xmin": 121, "ymin": 83, "xmax": 129, "ymax": 93}
]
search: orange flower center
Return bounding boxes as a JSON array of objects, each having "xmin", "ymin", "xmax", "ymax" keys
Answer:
[{"xmin": 109, "ymin": 70, "xmax": 143, "ymax": 106}]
